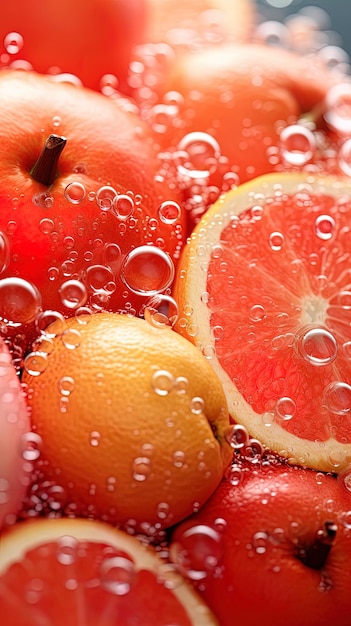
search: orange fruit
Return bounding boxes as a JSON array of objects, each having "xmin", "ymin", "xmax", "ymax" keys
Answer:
[
  {"xmin": 173, "ymin": 171, "xmax": 351, "ymax": 473},
  {"xmin": 0, "ymin": 517, "xmax": 219, "ymax": 625},
  {"xmin": 169, "ymin": 455, "xmax": 351, "ymax": 626},
  {"xmin": 21, "ymin": 312, "xmax": 232, "ymax": 530},
  {"xmin": 0, "ymin": 338, "xmax": 31, "ymax": 530}
]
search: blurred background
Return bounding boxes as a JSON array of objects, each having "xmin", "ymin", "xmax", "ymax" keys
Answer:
[{"xmin": 256, "ymin": 0, "xmax": 351, "ymax": 56}]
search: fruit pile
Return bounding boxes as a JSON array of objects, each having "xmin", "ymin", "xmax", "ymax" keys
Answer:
[{"xmin": 1, "ymin": 1, "xmax": 351, "ymax": 624}]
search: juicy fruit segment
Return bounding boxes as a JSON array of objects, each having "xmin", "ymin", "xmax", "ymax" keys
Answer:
[
  {"xmin": 21, "ymin": 313, "xmax": 232, "ymax": 530},
  {"xmin": 0, "ymin": 338, "xmax": 31, "ymax": 529},
  {"xmin": 174, "ymin": 172, "xmax": 351, "ymax": 472},
  {"xmin": 0, "ymin": 517, "xmax": 218, "ymax": 626}
]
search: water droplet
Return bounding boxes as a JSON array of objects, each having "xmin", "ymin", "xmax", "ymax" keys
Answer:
[
  {"xmin": 64, "ymin": 182, "xmax": 86, "ymax": 204},
  {"xmin": 170, "ymin": 524, "xmax": 223, "ymax": 581},
  {"xmin": 100, "ymin": 556, "xmax": 136, "ymax": 595},
  {"xmin": 324, "ymin": 382, "xmax": 351, "ymax": 415},
  {"xmin": 59, "ymin": 280, "xmax": 87, "ymax": 310},
  {"xmin": 152, "ymin": 370, "xmax": 174, "ymax": 396},
  {"xmin": 23, "ymin": 352, "xmax": 48, "ymax": 376},
  {"xmin": 314, "ymin": 214, "xmax": 335, "ymax": 240},
  {"xmin": 121, "ymin": 246, "xmax": 174, "ymax": 296},
  {"xmin": 132, "ymin": 457, "xmax": 151, "ymax": 481},
  {"xmin": 276, "ymin": 396, "xmax": 296, "ymax": 421},
  {"xmin": 280, "ymin": 124, "xmax": 316, "ymax": 166},
  {"xmin": 0, "ymin": 277, "xmax": 41, "ymax": 326},
  {"xmin": 297, "ymin": 327, "xmax": 338, "ymax": 366},
  {"xmin": 269, "ymin": 231, "xmax": 284, "ymax": 251},
  {"xmin": 175, "ymin": 132, "xmax": 221, "ymax": 180},
  {"xmin": 158, "ymin": 200, "xmax": 181, "ymax": 224}
]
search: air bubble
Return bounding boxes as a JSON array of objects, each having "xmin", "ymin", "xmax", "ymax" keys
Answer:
[
  {"xmin": 152, "ymin": 369, "xmax": 174, "ymax": 396},
  {"xmin": 21, "ymin": 432, "xmax": 42, "ymax": 461},
  {"xmin": 249, "ymin": 304, "xmax": 266, "ymax": 322},
  {"xmin": 121, "ymin": 246, "xmax": 174, "ymax": 296},
  {"xmin": 113, "ymin": 194, "xmax": 134, "ymax": 220},
  {"xmin": 276, "ymin": 396, "xmax": 296, "ymax": 420},
  {"xmin": 132, "ymin": 457, "xmax": 151, "ymax": 481},
  {"xmin": 100, "ymin": 556, "xmax": 136, "ymax": 596},
  {"xmin": 4, "ymin": 32, "xmax": 23, "ymax": 54},
  {"xmin": 280, "ymin": 124, "xmax": 316, "ymax": 166},
  {"xmin": 314, "ymin": 215, "xmax": 335, "ymax": 240},
  {"xmin": 175, "ymin": 132, "xmax": 221, "ymax": 180},
  {"xmin": 61, "ymin": 328, "xmax": 81, "ymax": 350},
  {"xmin": 23, "ymin": 352, "xmax": 48, "ymax": 376},
  {"xmin": 324, "ymin": 83, "xmax": 351, "ymax": 135},
  {"xmin": 158, "ymin": 200, "xmax": 181, "ymax": 224},
  {"xmin": 269, "ymin": 231, "xmax": 284, "ymax": 251},
  {"xmin": 297, "ymin": 327, "xmax": 338, "ymax": 366},
  {"xmin": 0, "ymin": 277, "xmax": 41, "ymax": 326},
  {"xmin": 100, "ymin": 73, "xmax": 119, "ymax": 96},
  {"xmin": 190, "ymin": 397, "xmax": 205, "ymax": 414},
  {"xmin": 144, "ymin": 294, "xmax": 179, "ymax": 328},
  {"xmin": 338, "ymin": 138, "xmax": 351, "ymax": 177},
  {"xmin": 59, "ymin": 280, "xmax": 88, "ymax": 310},
  {"xmin": 225, "ymin": 424, "xmax": 249, "ymax": 449},
  {"xmin": 35, "ymin": 310, "xmax": 66, "ymax": 337},
  {"xmin": 90, "ymin": 431, "xmax": 101, "ymax": 447},
  {"xmin": 64, "ymin": 182, "xmax": 86, "ymax": 204},
  {"xmin": 58, "ymin": 376, "xmax": 75, "ymax": 396},
  {"xmin": 170, "ymin": 524, "xmax": 223, "ymax": 581},
  {"xmin": 57, "ymin": 536, "xmax": 78, "ymax": 565},
  {"xmin": 0, "ymin": 231, "xmax": 10, "ymax": 273},
  {"xmin": 96, "ymin": 186, "xmax": 118, "ymax": 211},
  {"xmin": 85, "ymin": 265, "xmax": 115, "ymax": 293},
  {"xmin": 324, "ymin": 382, "xmax": 351, "ymax": 415}
]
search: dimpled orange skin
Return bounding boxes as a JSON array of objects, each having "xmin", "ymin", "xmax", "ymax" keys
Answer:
[
  {"xmin": 0, "ymin": 70, "xmax": 185, "ymax": 317},
  {"xmin": 22, "ymin": 313, "xmax": 233, "ymax": 530}
]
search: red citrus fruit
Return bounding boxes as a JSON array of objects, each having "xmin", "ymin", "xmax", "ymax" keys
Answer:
[
  {"xmin": 0, "ymin": 70, "xmax": 185, "ymax": 331},
  {"xmin": 0, "ymin": 338, "xmax": 30, "ymax": 530},
  {"xmin": 170, "ymin": 455, "xmax": 351, "ymax": 626},
  {"xmin": 0, "ymin": 517, "xmax": 219, "ymax": 625},
  {"xmin": 173, "ymin": 172, "xmax": 351, "ymax": 473},
  {"xmin": 0, "ymin": 0, "xmax": 146, "ymax": 94}
]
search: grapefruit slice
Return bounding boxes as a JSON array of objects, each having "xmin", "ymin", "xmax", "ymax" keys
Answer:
[
  {"xmin": 174, "ymin": 172, "xmax": 351, "ymax": 473},
  {"xmin": 0, "ymin": 517, "xmax": 218, "ymax": 626},
  {"xmin": 0, "ymin": 338, "xmax": 30, "ymax": 529}
]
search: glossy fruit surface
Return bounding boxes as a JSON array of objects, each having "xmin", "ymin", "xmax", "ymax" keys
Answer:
[
  {"xmin": 21, "ymin": 312, "xmax": 232, "ymax": 529},
  {"xmin": 174, "ymin": 172, "xmax": 351, "ymax": 472},
  {"xmin": 0, "ymin": 70, "xmax": 184, "ymax": 325},
  {"xmin": 0, "ymin": 0, "xmax": 145, "ymax": 93},
  {"xmin": 170, "ymin": 455, "xmax": 351, "ymax": 626},
  {"xmin": 0, "ymin": 517, "xmax": 219, "ymax": 625}
]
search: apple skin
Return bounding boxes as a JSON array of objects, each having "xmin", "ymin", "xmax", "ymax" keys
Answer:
[
  {"xmin": 0, "ymin": 338, "xmax": 31, "ymax": 530},
  {"xmin": 0, "ymin": 70, "xmax": 184, "ymax": 328},
  {"xmin": 170, "ymin": 455, "xmax": 351, "ymax": 626},
  {"xmin": 0, "ymin": 0, "xmax": 146, "ymax": 94}
]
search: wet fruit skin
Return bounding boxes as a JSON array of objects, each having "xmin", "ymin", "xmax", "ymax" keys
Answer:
[
  {"xmin": 0, "ymin": 0, "xmax": 146, "ymax": 94},
  {"xmin": 0, "ymin": 70, "xmax": 184, "ymax": 320},
  {"xmin": 170, "ymin": 457, "xmax": 351, "ymax": 626}
]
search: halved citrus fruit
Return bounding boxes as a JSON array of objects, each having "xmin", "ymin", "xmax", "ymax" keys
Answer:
[
  {"xmin": 173, "ymin": 172, "xmax": 351, "ymax": 473},
  {"xmin": 0, "ymin": 517, "xmax": 218, "ymax": 625}
]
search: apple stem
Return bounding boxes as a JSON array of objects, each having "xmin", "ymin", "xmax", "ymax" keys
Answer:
[
  {"xmin": 30, "ymin": 134, "xmax": 67, "ymax": 186},
  {"xmin": 298, "ymin": 521, "xmax": 337, "ymax": 570}
]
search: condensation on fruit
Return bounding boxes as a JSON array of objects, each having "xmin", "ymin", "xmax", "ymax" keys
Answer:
[
  {"xmin": 0, "ymin": 277, "xmax": 42, "ymax": 326},
  {"xmin": 170, "ymin": 524, "xmax": 223, "ymax": 581}
]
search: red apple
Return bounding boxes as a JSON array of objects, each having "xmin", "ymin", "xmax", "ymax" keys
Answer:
[
  {"xmin": 170, "ymin": 454, "xmax": 351, "ymax": 626},
  {"xmin": 0, "ymin": 70, "xmax": 184, "ymax": 337}
]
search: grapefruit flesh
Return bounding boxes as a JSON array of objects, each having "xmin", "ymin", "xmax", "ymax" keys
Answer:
[{"xmin": 174, "ymin": 172, "xmax": 351, "ymax": 472}]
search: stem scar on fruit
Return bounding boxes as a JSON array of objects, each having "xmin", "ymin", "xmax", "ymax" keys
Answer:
[
  {"xmin": 30, "ymin": 134, "xmax": 67, "ymax": 186},
  {"xmin": 297, "ymin": 520, "xmax": 337, "ymax": 571}
]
